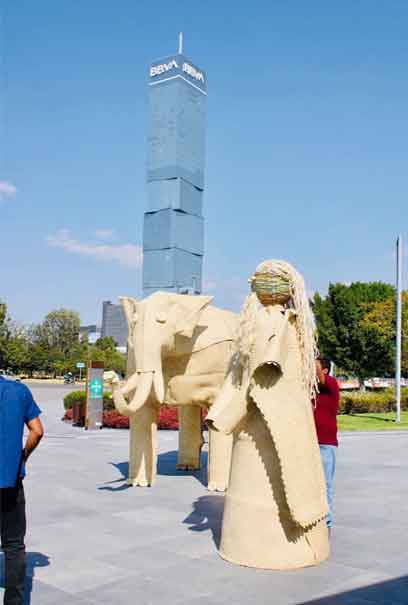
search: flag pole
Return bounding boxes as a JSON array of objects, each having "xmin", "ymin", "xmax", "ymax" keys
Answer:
[{"xmin": 396, "ymin": 235, "xmax": 403, "ymax": 423}]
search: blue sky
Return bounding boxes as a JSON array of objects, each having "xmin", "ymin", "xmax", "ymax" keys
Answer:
[{"xmin": 1, "ymin": 0, "xmax": 407, "ymax": 325}]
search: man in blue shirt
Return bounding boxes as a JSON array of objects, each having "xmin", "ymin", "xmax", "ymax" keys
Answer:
[{"xmin": 0, "ymin": 377, "xmax": 43, "ymax": 605}]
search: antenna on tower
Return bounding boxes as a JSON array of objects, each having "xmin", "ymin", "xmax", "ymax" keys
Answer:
[{"xmin": 178, "ymin": 32, "xmax": 183, "ymax": 54}]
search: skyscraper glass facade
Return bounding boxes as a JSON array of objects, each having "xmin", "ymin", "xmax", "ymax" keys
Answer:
[{"xmin": 143, "ymin": 52, "xmax": 207, "ymax": 296}]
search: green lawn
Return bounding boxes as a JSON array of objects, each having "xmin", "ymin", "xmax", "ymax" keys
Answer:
[{"xmin": 338, "ymin": 411, "xmax": 408, "ymax": 431}]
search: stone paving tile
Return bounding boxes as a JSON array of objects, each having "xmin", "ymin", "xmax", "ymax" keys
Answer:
[
  {"xmin": 204, "ymin": 564, "xmax": 387, "ymax": 605},
  {"xmin": 328, "ymin": 527, "xmax": 406, "ymax": 574},
  {"xmin": 11, "ymin": 385, "xmax": 408, "ymax": 605},
  {"xmin": 79, "ymin": 574, "xmax": 188, "ymax": 605},
  {"xmin": 98, "ymin": 544, "xmax": 193, "ymax": 576},
  {"xmin": 31, "ymin": 556, "xmax": 131, "ymax": 595},
  {"xmin": 297, "ymin": 574, "xmax": 408, "ymax": 605},
  {"xmin": 152, "ymin": 531, "xmax": 219, "ymax": 560},
  {"xmin": 0, "ymin": 582, "xmax": 95, "ymax": 605}
]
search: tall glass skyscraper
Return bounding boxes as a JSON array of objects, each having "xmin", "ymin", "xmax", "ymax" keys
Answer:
[{"xmin": 143, "ymin": 40, "xmax": 207, "ymax": 297}]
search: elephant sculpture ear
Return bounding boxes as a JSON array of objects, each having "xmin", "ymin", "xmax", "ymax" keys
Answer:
[
  {"xmin": 119, "ymin": 297, "xmax": 138, "ymax": 329},
  {"xmin": 175, "ymin": 295, "xmax": 213, "ymax": 338}
]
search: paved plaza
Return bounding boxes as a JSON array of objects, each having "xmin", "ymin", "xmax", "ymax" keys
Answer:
[{"xmin": 1, "ymin": 383, "xmax": 408, "ymax": 605}]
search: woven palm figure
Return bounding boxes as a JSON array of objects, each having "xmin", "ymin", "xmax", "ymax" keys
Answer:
[{"xmin": 207, "ymin": 259, "xmax": 329, "ymax": 570}]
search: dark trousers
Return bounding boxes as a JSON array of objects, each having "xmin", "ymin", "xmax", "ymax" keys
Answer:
[{"xmin": 0, "ymin": 483, "xmax": 26, "ymax": 605}]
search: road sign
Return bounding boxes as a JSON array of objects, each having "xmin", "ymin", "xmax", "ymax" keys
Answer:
[
  {"xmin": 89, "ymin": 377, "xmax": 103, "ymax": 399},
  {"xmin": 76, "ymin": 362, "xmax": 86, "ymax": 369},
  {"xmin": 86, "ymin": 361, "xmax": 104, "ymax": 430}
]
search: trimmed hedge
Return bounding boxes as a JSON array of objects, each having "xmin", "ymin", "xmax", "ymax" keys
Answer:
[
  {"xmin": 103, "ymin": 406, "xmax": 179, "ymax": 430},
  {"xmin": 63, "ymin": 404, "xmax": 179, "ymax": 429},
  {"xmin": 340, "ymin": 388, "xmax": 408, "ymax": 415},
  {"xmin": 63, "ymin": 390, "xmax": 114, "ymax": 411}
]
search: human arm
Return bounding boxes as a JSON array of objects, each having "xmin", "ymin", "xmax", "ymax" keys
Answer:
[
  {"xmin": 324, "ymin": 376, "xmax": 340, "ymax": 414},
  {"xmin": 23, "ymin": 416, "xmax": 44, "ymax": 461},
  {"xmin": 22, "ymin": 386, "xmax": 44, "ymax": 461},
  {"xmin": 316, "ymin": 363, "xmax": 326, "ymax": 386}
]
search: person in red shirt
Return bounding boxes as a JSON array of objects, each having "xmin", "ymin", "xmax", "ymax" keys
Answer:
[{"xmin": 314, "ymin": 357, "xmax": 340, "ymax": 530}]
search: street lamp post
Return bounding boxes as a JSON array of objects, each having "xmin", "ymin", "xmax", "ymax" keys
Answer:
[{"xmin": 396, "ymin": 235, "xmax": 403, "ymax": 423}]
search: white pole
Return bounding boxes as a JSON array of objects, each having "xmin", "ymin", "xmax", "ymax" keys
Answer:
[
  {"xmin": 178, "ymin": 32, "xmax": 183, "ymax": 54},
  {"xmin": 396, "ymin": 235, "xmax": 402, "ymax": 423}
]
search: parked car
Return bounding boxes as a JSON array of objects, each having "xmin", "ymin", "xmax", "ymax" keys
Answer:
[{"xmin": 336, "ymin": 376, "xmax": 360, "ymax": 391}]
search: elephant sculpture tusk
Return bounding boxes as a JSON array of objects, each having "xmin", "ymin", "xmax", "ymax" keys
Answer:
[
  {"xmin": 121, "ymin": 371, "xmax": 140, "ymax": 396},
  {"xmin": 153, "ymin": 371, "xmax": 165, "ymax": 404},
  {"xmin": 126, "ymin": 372, "xmax": 154, "ymax": 413}
]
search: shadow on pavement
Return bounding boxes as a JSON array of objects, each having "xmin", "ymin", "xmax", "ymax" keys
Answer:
[
  {"xmin": 158, "ymin": 450, "xmax": 208, "ymax": 487},
  {"xmin": 98, "ymin": 462, "xmax": 131, "ymax": 491},
  {"xmin": 184, "ymin": 494, "xmax": 225, "ymax": 549},
  {"xmin": 358, "ymin": 414, "xmax": 395, "ymax": 424},
  {"xmin": 99, "ymin": 451, "xmax": 208, "ymax": 491},
  {"xmin": 0, "ymin": 551, "xmax": 50, "ymax": 605},
  {"xmin": 298, "ymin": 574, "xmax": 408, "ymax": 604},
  {"xmin": 24, "ymin": 552, "xmax": 50, "ymax": 604}
]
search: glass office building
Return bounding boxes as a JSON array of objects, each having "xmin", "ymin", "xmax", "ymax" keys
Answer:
[
  {"xmin": 143, "ymin": 48, "xmax": 207, "ymax": 297},
  {"xmin": 101, "ymin": 301, "xmax": 127, "ymax": 349}
]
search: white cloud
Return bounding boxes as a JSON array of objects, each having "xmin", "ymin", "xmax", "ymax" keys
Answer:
[
  {"xmin": 94, "ymin": 229, "xmax": 115, "ymax": 241},
  {"xmin": 47, "ymin": 229, "xmax": 143, "ymax": 268},
  {"xmin": 0, "ymin": 181, "xmax": 17, "ymax": 200}
]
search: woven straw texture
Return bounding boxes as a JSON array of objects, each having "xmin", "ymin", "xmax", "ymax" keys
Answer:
[{"xmin": 251, "ymin": 273, "xmax": 291, "ymax": 306}]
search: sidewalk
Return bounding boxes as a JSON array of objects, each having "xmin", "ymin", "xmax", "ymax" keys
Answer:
[{"xmin": 1, "ymin": 384, "xmax": 407, "ymax": 604}]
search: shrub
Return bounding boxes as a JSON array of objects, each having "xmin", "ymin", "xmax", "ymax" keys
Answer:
[
  {"xmin": 63, "ymin": 391, "xmax": 86, "ymax": 410},
  {"xmin": 103, "ymin": 410, "xmax": 129, "ymax": 429},
  {"xmin": 63, "ymin": 390, "xmax": 114, "ymax": 411},
  {"xmin": 102, "ymin": 406, "xmax": 179, "ymax": 430},
  {"xmin": 63, "ymin": 398, "xmax": 208, "ymax": 430},
  {"xmin": 64, "ymin": 408, "xmax": 73, "ymax": 420},
  {"xmin": 159, "ymin": 406, "xmax": 179, "ymax": 430},
  {"xmin": 340, "ymin": 388, "xmax": 408, "ymax": 415},
  {"xmin": 102, "ymin": 392, "xmax": 115, "ymax": 410}
]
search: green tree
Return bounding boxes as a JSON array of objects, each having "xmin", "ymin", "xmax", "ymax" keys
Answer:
[
  {"xmin": 101, "ymin": 348, "xmax": 126, "ymax": 375},
  {"xmin": 93, "ymin": 337, "xmax": 125, "ymax": 375},
  {"xmin": 25, "ymin": 342, "xmax": 53, "ymax": 377},
  {"xmin": 4, "ymin": 333, "xmax": 29, "ymax": 373},
  {"xmin": 361, "ymin": 292, "xmax": 408, "ymax": 376},
  {"xmin": 94, "ymin": 336, "xmax": 117, "ymax": 352},
  {"xmin": 37, "ymin": 309, "xmax": 80, "ymax": 357},
  {"xmin": 312, "ymin": 282, "xmax": 396, "ymax": 382}
]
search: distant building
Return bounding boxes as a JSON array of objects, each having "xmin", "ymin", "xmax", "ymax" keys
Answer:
[
  {"xmin": 143, "ymin": 36, "xmax": 207, "ymax": 297},
  {"xmin": 79, "ymin": 325, "xmax": 101, "ymax": 345},
  {"xmin": 101, "ymin": 301, "xmax": 128, "ymax": 348}
]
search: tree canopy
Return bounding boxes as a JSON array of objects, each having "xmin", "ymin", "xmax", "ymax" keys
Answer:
[
  {"xmin": 312, "ymin": 281, "xmax": 400, "ymax": 380},
  {"xmin": 0, "ymin": 305, "xmax": 125, "ymax": 377}
]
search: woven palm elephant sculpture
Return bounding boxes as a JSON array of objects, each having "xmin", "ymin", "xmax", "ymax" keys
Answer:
[{"xmin": 104, "ymin": 292, "xmax": 237, "ymax": 489}]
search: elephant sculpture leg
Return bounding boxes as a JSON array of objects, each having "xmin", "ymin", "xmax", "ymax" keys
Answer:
[
  {"xmin": 128, "ymin": 400, "xmax": 159, "ymax": 487},
  {"xmin": 177, "ymin": 406, "xmax": 204, "ymax": 470},
  {"xmin": 207, "ymin": 427, "xmax": 233, "ymax": 492}
]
